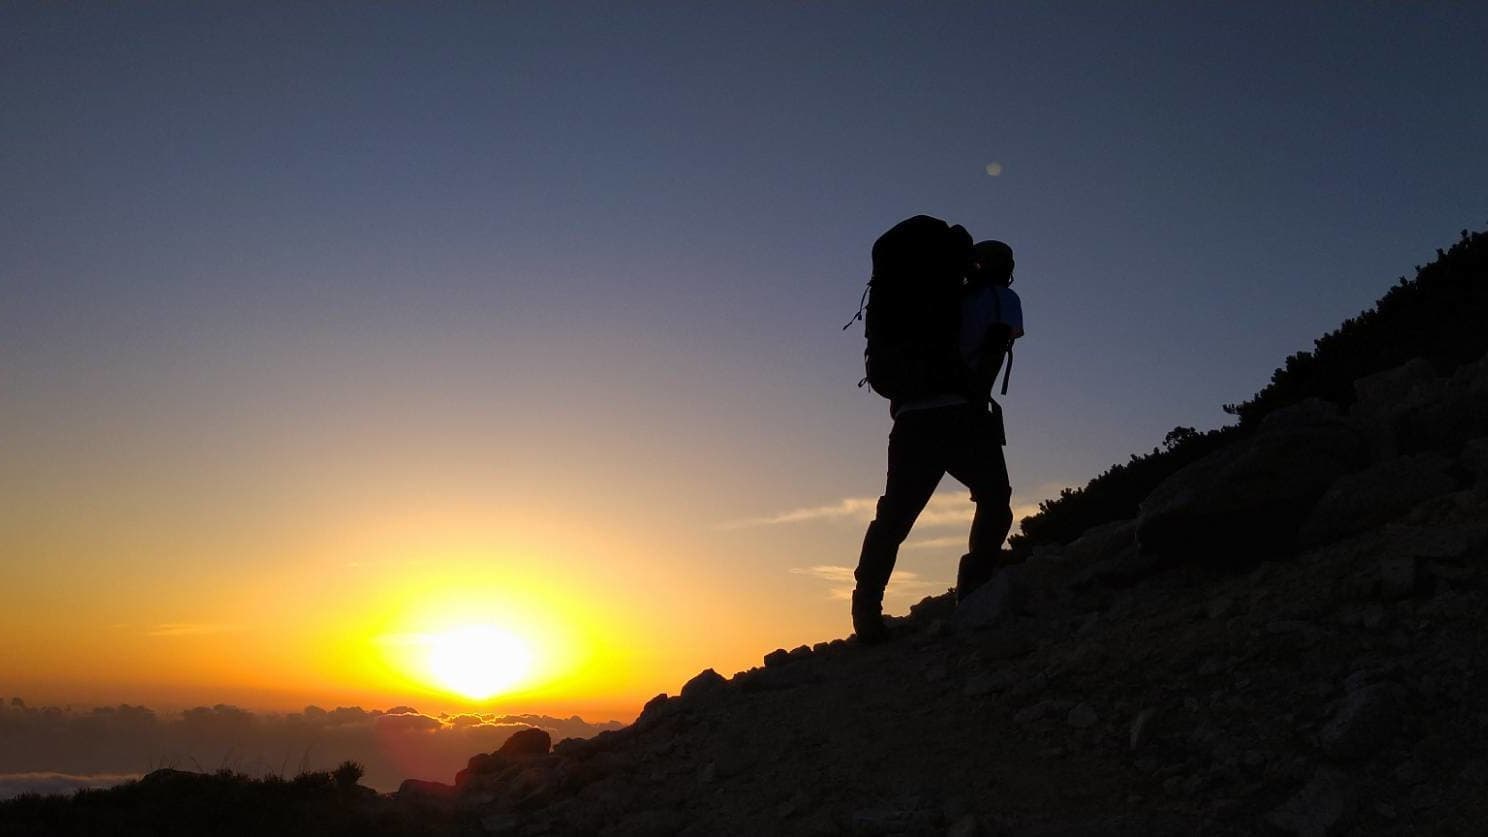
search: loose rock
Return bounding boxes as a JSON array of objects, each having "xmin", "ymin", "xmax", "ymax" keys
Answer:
[
  {"xmin": 1377, "ymin": 556, "xmax": 1417, "ymax": 601},
  {"xmin": 1066, "ymin": 702, "xmax": 1099, "ymax": 729},
  {"xmin": 1320, "ymin": 684, "xmax": 1399, "ymax": 761},
  {"xmin": 1267, "ymin": 767, "xmax": 1356, "ymax": 836},
  {"xmin": 1129, "ymin": 708, "xmax": 1158, "ymax": 751},
  {"xmin": 953, "ymin": 568, "xmax": 1023, "ymax": 630}
]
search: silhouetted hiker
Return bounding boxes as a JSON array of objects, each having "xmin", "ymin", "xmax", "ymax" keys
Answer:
[{"xmin": 848, "ymin": 220, "xmax": 1024, "ymax": 644}]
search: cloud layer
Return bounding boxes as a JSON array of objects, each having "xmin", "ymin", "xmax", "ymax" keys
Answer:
[
  {"xmin": 774, "ymin": 487, "xmax": 1058, "ymax": 600},
  {"xmin": 0, "ymin": 697, "xmax": 621, "ymax": 796},
  {"xmin": 0, "ymin": 772, "xmax": 143, "ymax": 799},
  {"xmin": 737, "ymin": 488, "xmax": 1054, "ymax": 533},
  {"xmin": 788, "ymin": 566, "xmax": 936, "ymax": 602}
]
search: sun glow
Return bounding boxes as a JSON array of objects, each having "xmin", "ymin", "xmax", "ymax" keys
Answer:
[
  {"xmin": 330, "ymin": 543, "xmax": 665, "ymax": 713},
  {"xmin": 424, "ymin": 625, "xmax": 535, "ymax": 700}
]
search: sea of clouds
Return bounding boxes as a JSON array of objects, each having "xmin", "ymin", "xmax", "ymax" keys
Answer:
[{"xmin": 0, "ymin": 696, "xmax": 622, "ymax": 797}]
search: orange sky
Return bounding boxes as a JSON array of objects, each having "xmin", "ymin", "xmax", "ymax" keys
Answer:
[
  {"xmin": 1, "ymin": 299, "xmax": 1047, "ymax": 722},
  {"xmin": 2, "ymin": 409, "xmax": 1041, "ymax": 720}
]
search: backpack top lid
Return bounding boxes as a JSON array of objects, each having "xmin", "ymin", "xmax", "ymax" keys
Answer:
[{"xmin": 871, "ymin": 215, "xmax": 973, "ymax": 285}]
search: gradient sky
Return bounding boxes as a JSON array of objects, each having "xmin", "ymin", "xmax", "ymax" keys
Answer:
[{"xmin": 4, "ymin": 2, "xmax": 1487, "ymax": 721}]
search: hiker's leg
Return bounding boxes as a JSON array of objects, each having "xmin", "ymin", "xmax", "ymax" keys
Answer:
[
  {"xmin": 854, "ymin": 413, "xmax": 946, "ymax": 595},
  {"xmin": 946, "ymin": 406, "xmax": 1013, "ymax": 598},
  {"xmin": 969, "ymin": 482, "xmax": 1014, "ymax": 557},
  {"xmin": 946, "ymin": 406, "xmax": 1013, "ymax": 553}
]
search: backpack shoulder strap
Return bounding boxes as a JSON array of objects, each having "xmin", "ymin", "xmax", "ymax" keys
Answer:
[
  {"xmin": 986, "ymin": 287, "xmax": 1014, "ymax": 396},
  {"xmin": 997, "ymin": 287, "xmax": 1016, "ymax": 395},
  {"xmin": 1000, "ymin": 342, "xmax": 1013, "ymax": 396}
]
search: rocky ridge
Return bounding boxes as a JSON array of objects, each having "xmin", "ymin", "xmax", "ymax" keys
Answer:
[{"xmin": 394, "ymin": 352, "xmax": 1488, "ymax": 836}]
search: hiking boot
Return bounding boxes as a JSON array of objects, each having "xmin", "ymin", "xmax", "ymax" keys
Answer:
[
  {"xmin": 956, "ymin": 552, "xmax": 996, "ymax": 604},
  {"xmin": 851, "ymin": 588, "xmax": 889, "ymax": 645}
]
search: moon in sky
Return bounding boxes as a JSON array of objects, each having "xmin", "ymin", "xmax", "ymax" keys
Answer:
[{"xmin": 985, "ymin": 162, "xmax": 1004, "ymax": 176}]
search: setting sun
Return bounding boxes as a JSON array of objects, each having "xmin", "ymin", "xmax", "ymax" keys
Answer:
[{"xmin": 425, "ymin": 626, "xmax": 534, "ymax": 701}]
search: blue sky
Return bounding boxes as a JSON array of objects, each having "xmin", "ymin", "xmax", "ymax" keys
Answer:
[{"xmin": 3, "ymin": 2, "xmax": 1487, "ymax": 710}]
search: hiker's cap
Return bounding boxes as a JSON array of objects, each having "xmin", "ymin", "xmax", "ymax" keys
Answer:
[{"xmin": 971, "ymin": 240, "xmax": 1014, "ymax": 277}]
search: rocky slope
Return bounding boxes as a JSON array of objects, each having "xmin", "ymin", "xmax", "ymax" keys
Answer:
[{"xmin": 400, "ymin": 351, "xmax": 1488, "ymax": 836}]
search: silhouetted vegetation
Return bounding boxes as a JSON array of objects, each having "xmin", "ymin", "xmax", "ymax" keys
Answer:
[
  {"xmin": 1224, "ymin": 228, "xmax": 1488, "ymax": 425},
  {"xmin": 1014, "ymin": 226, "xmax": 1488, "ymax": 548},
  {"xmin": 0, "ymin": 768, "xmax": 449, "ymax": 837},
  {"xmin": 332, "ymin": 760, "xmax": 366, "ymax": 790},
  {"xmin": 1014, "ymin": 424, "xmax": 1240, "ymax": 548}
]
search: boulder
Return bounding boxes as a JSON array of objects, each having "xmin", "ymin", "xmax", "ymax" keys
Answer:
[
  {"xmin": 551, "ymin": 736, "xmax": 594, "ymax": 759},
  {"xmin": 1351, "ymin": 354, "xmax": 1488, "ymax": 459},
  {"xmin": 734, "ymin": 665, "xmax": 807, "ymax": 693},
  {"xmin": 1352, "ymin": 358, "xmax": 1438, "ymax": 416},
  {"xmin": 633, "ymin": 693, "xmax": 674, "ymax": 729},
  {"xmin": 908, "ymin": 592, "xmax": 957, "ymax": 623},
  {"xmin": 1066, "ymin": 702, "xmax": 1099, "ymax": 729},
  {"xmin": 1298, "ymin": 453, "xmax": 1456, "ymax": 546},
  {"xmin": 953, "ymin": 567, "xmax": 1024, "ymax": 630},
  {"xmin": 680, "ymin": 668, "xmax": 728, "ymax": 701},
  {"xmin": 1397, "ymin": 377, "xmax": 1488, "ymax": 455},
  {"xmin": 453, "ymin": 771, "xmax": 504, "ymax": 807},
  {"xmin": 1063, "ymin": 519, "xmax": 1137, "ymax": 566},
  {"xmin": 397, "ymin": 778, "xmax": 457, "ymax": 804},
  {"xmin": 136, "ymin": 769, "xmax": 202, "ymax": 791},
  {"xmin": 465, "ymin": 751, "xmax": 507, "ymax": 776},
  {"xmin": 497, "ymin": 727, "xmax": 552, "ymax": 757},
  {"xmin": 507, "ymin": 765, "xmax": 555, "ymax": 807},
  {"xmin": 1349, "ymin": 359, "xmax": 1442, "ymax": 461},
  {"xmin": 1069, "ymin": 548, "xmax": 1162, "ymax": 589},
  {"xmin": 1379, "ymin": 491, "xmax": 1488, "ymax": 561},
  {"xmin": 1461, "ymin": 437, "xmax": 1488, "ymax": 483},
  {"xmin": 1137, "ymin": 401, "xmax": 1367, "ymax": 562}
]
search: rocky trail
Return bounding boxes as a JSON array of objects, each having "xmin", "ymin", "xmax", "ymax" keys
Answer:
[{"xmin": 393, "ymin": 353, "xmax": 1488, "ymax": 836}]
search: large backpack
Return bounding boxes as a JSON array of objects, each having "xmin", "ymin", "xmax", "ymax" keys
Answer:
[{"xmin": 847, "ymin": 215, "xmax": 974, "ymax": 401}]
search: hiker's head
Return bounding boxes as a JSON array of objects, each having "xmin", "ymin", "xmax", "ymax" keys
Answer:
[{"xmin": 970, "ymin": 240, "xmax": 1014, "ymax": 286}]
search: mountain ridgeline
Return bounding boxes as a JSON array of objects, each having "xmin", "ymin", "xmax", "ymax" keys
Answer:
[{"xmin": 1015, "ymin": 226, "xmax": 1488, "ymax": 549}]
